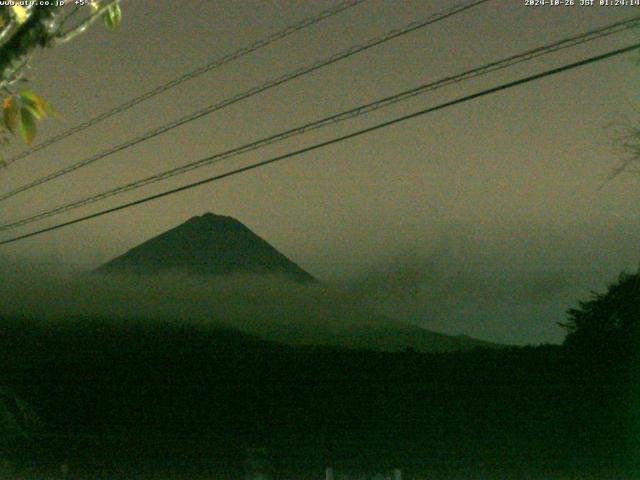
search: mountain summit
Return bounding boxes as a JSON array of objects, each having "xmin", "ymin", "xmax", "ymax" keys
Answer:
[
  {"xmin": 96, "ymin": 213, "xmax": 315, "ymax": 281},
  {"xmin": 94, "ymin": 213, "xmax": 500, "ymax": 352}
]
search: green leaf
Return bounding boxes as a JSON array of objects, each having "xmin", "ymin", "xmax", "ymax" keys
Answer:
[
  {"xmin": 24, "ymin": 103, "xmax": 45, "ymax": 120},
  {"xmin": 3, "ymin": 97, "xmax": 19, "ymax": 134},
  {"xmin": 103, "ymin": 3, "xmax": 122, "ymax": 30},
  {"xmin": 18, "ymin": 107, "xmax": 37, "ymax": 145},
  {"xmin": 19, "ymin": 89, "xmax": 44, "ymax": 108},
  {"xmin": 19, "ymin": 90, "xmax": 56, "ymax": 119}
]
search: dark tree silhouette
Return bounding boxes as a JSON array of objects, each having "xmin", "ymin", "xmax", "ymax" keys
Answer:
[{"xmin": 561, "ymin": 271, "xmax": 640, "ymax": 352}]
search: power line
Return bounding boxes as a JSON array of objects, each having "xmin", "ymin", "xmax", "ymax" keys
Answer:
[
  {"xmin": 1, "ymin": 42, "xmax": 638, "ymax": 247},
  {"xmin": 1, "ymin": 0, "xmax": 369, "ymax": 168},
  {"xmin": 0, "ymin": 0, "xmax": 490, "ymax": 203},
  {"xmin": 1, "ymin": 14, "xmax": 638, "ymax": 232}
]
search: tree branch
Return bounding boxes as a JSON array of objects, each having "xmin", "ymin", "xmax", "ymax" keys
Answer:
[
  {"xmin": 0, "ymin": 6, "xmax": 64, "ymax": 89},
  {"xmin": 50, "ymin": 0, "xmax": 122, "ymax": 46}
]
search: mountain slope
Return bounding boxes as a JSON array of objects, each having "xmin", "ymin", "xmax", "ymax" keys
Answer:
[
  {"xmin": 96, "ymin": 213, "xmax": 315, "ymax": 281},
  {"xmin": 94, "ymin": 213, "xmax": 501, "ymax": 352},
  {"xmin": 253, "ymin": 317, "xmax": 502, "ymax": 352}
]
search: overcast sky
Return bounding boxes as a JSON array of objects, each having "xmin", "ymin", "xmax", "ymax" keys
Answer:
[{"xmin": 0, "ymin": 0, "xmax": 639, "ymax": 344}]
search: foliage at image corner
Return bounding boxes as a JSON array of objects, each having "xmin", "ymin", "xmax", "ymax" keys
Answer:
[{"xmin": 0, "ymin": 1, "xmax": 123, "ymax": 153}]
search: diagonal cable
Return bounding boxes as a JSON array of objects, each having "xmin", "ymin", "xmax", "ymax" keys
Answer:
[
  {"xmin": 0, "ymin": 14, "xmax": 638, "ymax": 232},
  {"xmin": 2, "ymin": 0, "xmax": 369, "ymax": 167},
  {"xmin": 0, "ymin": 0, "xmax": 490, "ymax": 203},
  {"xmin": 1, "ymin": 42, "xmax": 639, "ymax": 246}
]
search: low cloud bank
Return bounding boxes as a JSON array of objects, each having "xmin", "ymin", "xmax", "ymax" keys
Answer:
[{"xmin": 1, "ymin": 232, "xmax": 632, "ymax": 345}]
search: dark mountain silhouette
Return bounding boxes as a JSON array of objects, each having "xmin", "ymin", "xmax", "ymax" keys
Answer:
[
  {"xmin": 96, "ymin": 212, "xmax": 315, "ymax": 281},
  {"xmin": 252, "ymin": 320, "xmax": 502, "ymax": 352},
  {"xmin": 94, "ymin": 213, "xmax": 499, "ymax": 352}
]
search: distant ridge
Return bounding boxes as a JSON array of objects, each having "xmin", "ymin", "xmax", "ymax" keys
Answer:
[{"xmin": 96, "ymin": 213, "xmax": 315, "ymax": 281}]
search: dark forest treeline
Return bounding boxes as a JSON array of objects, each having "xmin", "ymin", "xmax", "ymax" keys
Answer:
[{"xmin": 0, "ymin": 315, "xmax": 637, "ymax": 478}]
